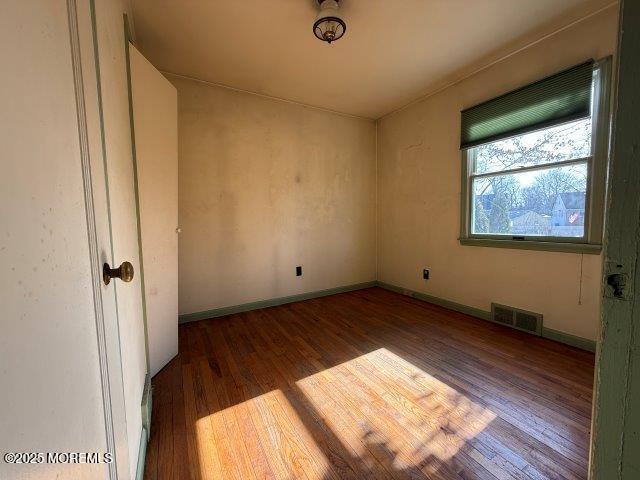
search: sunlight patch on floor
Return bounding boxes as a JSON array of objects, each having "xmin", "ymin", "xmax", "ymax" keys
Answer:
[
  {"xmin": 191, "ymin": 348, "xmax": 495, "ymax": 479},
  {"xmin": 194, "ymin": 387, "xmax": 333, "ymax": 479},
  {"xmin": 295, "ymin": 348, "xmax": 496, "ymax": 468}
]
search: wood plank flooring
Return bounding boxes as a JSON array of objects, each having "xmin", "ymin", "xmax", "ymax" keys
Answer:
[{"xmin": 144, "ymin": 287, "xmax": 595, "ymax": 480}]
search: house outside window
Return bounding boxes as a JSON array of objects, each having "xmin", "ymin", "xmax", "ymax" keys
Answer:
[{"xmin": 459, "ymin": 58, "xmax": 612, "ymax": 253}]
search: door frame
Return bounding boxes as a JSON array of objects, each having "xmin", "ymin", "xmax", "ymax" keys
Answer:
[
  {"xmin": 122, "ymin": 14, "xmax": 155, "ymax": 478},
  {"xmin": 68, "ymin": 0, "xmax": 135, "ymax": 478},
  {"xmin": 590, "ymin": 0, "xmax": 640, "ymax": 478}
]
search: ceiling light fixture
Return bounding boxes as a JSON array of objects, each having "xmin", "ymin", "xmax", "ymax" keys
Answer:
[{"xmin": 313, "ymin": 0, "xmax": 346, "ymax": 44}]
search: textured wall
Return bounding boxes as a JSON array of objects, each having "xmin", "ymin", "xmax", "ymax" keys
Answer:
[
  {"xmin": 173, "ymin": 76, "xmax": 376, "ymax": 315},
  {"xmin": 377, "ymin": 7, "xmax": 618, "ymax": 341}
]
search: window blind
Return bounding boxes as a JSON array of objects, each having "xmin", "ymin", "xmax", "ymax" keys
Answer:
[{"xmin": 460, "ymin": 60, "xmax": 594, "ymax": 149}]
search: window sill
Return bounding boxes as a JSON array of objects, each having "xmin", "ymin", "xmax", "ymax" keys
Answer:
[{"xmin": 459, "ymin": 237, "xmax": 602, "ymax": 254}]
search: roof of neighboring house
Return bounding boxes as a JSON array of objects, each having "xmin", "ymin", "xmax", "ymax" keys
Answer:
[
  {"xmin": 557, "ymin": 192, "xmax": 586, "ymax": 209},
  {"xmin": 508, "ymin": 209, "xmax": 529, "ymax": 219},
  {"xmin": 511, "ymin": 210, "xmax": 551, "ymax": 224}
]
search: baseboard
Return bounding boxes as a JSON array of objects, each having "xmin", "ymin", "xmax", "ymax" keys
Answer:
[
  {"xmin": 541, "ymin": 327, "xmax": 596, "ymax": 352},
  {"xmin": 141, "ymin": 374, "xmax": 152, "ymax": 438},
  {"xmin": 135, "ymin": 427, "xmax": 148, "ymax": 480},
  {"xmin": 136, "ymin": 374, "xmax": 152, "ymax": 480},
  {"xmin": 377, "ymin": 281, "xmax": 491, "ymax": 321},
  {"xmin": 377, "ymin": 281, "xmax": 596, "ymax": 352},
  {"xmin": 178, "ymin": 281, "xmax": 378, "ymax": 324}
]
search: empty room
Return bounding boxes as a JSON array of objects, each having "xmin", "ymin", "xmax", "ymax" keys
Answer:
[{"xmin": 2, "ymin": 1, "xmax": 639, "ymax": 479}]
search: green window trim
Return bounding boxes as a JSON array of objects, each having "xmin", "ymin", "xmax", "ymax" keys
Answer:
[
  {"xmin": 459, "ymin": 57, "xmax": 612, "ymax": 254},
  {"xmin": 459, "ymin": 237, "xmax": 602, "ymax": 254}
]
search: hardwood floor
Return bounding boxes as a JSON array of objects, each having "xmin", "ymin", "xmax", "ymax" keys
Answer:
[{"xmin": 144, "ymin": 287, "xmax": 595, "ymax": 480}]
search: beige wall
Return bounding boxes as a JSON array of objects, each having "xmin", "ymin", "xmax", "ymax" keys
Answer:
[
  {"xmin": 173, "ymin": 76, "xmax": 376, "ymax": 316},
  {"xmin": 377, "ymin": 7, "xmax": 618, "ymax": 341}
]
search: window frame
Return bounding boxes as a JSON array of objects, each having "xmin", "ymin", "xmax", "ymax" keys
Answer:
[{"xmin": 459, "ymin": 57, "xmax": 612, "ymax": 254}]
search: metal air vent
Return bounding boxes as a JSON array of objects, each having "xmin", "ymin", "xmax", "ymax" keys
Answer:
[{"xmin": 491, "ymin": 303, "xmax": 543, "ymax": 336}]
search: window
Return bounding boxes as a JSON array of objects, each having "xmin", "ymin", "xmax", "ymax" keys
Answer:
[{"xmin": 459, "ymin": 58, "xmax": 611, "ymax": 253}]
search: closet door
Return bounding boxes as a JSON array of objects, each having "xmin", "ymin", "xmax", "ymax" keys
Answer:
[{"xmin": 129, "ymin": 43, "xmax": 179, "ymax": 377}]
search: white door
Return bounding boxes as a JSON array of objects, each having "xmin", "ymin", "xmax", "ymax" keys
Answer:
[
  {"xmin": 129, "ymin": 44, "xmax": 179, "ymax": 377},
  {"xmin": 1, "ymin": 1, "xmax": 147, "ymax": 479},
  {"xmin": 92, "ymin": 2, "xmax": 150, "ymax": 479}
]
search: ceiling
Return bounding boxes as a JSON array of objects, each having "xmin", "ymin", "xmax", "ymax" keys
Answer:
[{"xmin": 131, "ymin": 0, "xmax": 615, "ymax": 119}]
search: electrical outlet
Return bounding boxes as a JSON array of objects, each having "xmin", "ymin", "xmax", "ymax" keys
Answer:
[
  {"xmin": 296, "ymin": 266, "xmax": 302, "ymax": 277},
  {"xmin": 423, "ymin": 268, "xmax": 430, "ymax": 280}
]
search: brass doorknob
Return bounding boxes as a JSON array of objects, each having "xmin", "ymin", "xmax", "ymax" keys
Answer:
[{"xmin": 103, "ymin": 261, "xmax": 134, "ymax": 285}]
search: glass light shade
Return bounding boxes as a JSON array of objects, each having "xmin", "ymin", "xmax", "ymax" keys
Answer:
[{"xmin": 313, "ymin": 0, "xmax": 346, "ymax": 43}]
